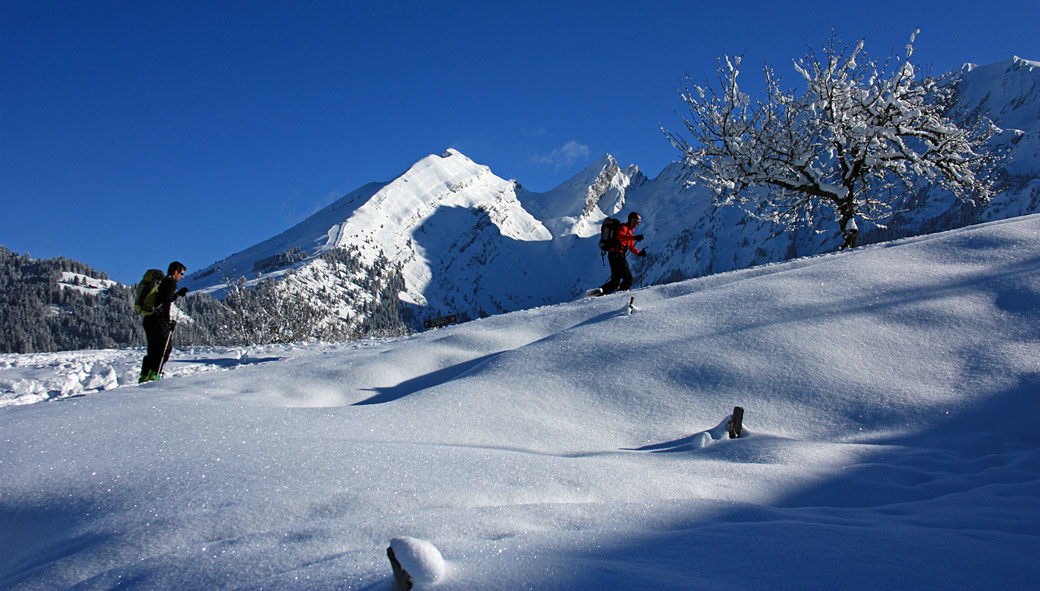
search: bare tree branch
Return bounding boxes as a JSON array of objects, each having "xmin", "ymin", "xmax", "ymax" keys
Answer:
[{"xmin": 663, "ymin": 31, "xmax": 998, "ymax": 249}]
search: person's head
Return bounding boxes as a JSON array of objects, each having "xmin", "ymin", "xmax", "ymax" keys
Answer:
[
  {"xmin": 627, "ymin": 212, "xmax": 642, "ymax": 227},
  {"xmin": 167, "ymin": 261, "xmax": 186, "ymax": 280}
]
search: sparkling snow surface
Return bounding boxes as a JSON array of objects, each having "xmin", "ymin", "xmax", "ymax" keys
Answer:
[{"xmin": 2, "ymin": 215, "xmax": 1039, "ymax": 590}]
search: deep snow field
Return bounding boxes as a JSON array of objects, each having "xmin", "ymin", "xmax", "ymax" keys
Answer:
[{"xmin": 2, "ymin": 215, "xmax": 1039, "ymax": 590}]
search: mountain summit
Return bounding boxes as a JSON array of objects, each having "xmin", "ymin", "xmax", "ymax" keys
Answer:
[{"xmin": 183, "ymin": 149, "xmax": 642, "ymax": 326}]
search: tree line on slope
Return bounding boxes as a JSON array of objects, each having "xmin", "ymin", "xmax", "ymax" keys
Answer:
[{"xmin": 0, "ymin": 245, "xmax": 407, "ymax": 354}]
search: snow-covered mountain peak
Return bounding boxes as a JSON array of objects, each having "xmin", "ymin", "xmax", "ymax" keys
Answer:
[
  {"xmin": 183, "ymin": 148, "xmax": 569, "ymax": 322},
  {"xmin": 335, "ymin": 149, "xmax": 550, "ymax": 265},
  {"xmin": 184, "ymin": 147, "xmax": 643, "ymax": 313},
  {"xmin": 961, "ymin": 56, "xmax": 1040, "ymax": 74},
  {"xmin": 950, "ymin": 56, "xmax": 1040, "ymax": 133},
  {"xmin": 518, "ymin": 153, "xmax": 639, "ymax": 238}
]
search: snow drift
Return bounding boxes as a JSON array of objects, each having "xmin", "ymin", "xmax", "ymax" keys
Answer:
[{"xmin": 2, "ymin": 214, "xmax": 1038, "ymax": 589}]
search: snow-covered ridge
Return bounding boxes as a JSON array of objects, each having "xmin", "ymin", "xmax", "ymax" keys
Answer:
[
  {"xmin": 517, "ymin": 154, "xmax": 636, "ymax": 238},
  {"xmin": 58, "ymin": 271, "xmax": 117, "ymax": 295},
  {"xmin": 959, "ymin": 55, "xmax": 1040, "ymax": 75},
  {"xmin": 331, "ymin": 149, "xmax": 552, "ymax": 297},
  {"xmin": 951, "ymin": 56, "xmax": 1040, "ymax": 133}
]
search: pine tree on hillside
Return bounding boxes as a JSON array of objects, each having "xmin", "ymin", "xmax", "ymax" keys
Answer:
[{"xmin": 0, "ymin": 245, "xmax": 409, "ymax": 353}]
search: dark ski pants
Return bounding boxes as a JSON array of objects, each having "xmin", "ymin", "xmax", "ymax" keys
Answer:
[
  {"xmin": 600, "ymin": 250, "xmax": 633, "ymax": 295},
  {"xmin": 141, "ymin": 315, "xmax": 174, "ymax": 375}
]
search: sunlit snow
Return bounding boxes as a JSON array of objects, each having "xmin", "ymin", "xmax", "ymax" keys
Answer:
[{"xmin": 2, "ymin": 215, "xmax": 1038, "ymax": 589}]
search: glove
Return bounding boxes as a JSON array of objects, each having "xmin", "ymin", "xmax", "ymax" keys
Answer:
[
  {"xmin": 634, "ymin": 234, "xmax": 644, "ymax": 241},
  {"xmin": 176, "ymin": 287, "xmax": 189, "ymax": 298},
  {"xmin": 638, "ymin": 250, "xmax": 647, "ymax": 257}
]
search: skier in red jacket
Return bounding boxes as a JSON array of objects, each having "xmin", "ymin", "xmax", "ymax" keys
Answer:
[{"xmin": 588, "ymin": 212, "xmax": 646, "ymax": 297}]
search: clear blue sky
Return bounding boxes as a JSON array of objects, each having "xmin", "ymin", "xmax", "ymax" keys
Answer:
[{"xmin": 3, "ymin": 0, "xmax": 1037, "ymax": 283}]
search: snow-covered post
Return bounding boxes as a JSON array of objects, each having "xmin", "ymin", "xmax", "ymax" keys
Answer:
[
  {"xmin": 386, "ymin": 537, "xmax": 446, "ymax": 589},
  {"xmin": 386, "ymin": 546, "xmax": 412, "ymax": 590}
]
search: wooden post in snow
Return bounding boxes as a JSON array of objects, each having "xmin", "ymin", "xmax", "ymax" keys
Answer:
[
  {"xmin": 729, "ymin": 406, "xmax": 744, "ymax": 438},
  {"xmin": 387, "ymin": 546, "xmax": 412, "ymax": 591}
]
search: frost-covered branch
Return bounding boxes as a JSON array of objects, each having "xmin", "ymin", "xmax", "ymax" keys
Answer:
[{"xmin": 664, "ymin": 31, "xmax": 998, "ymax": 249}]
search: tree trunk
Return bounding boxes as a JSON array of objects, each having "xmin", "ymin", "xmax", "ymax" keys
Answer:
[{"xmin": 837, "ymin": 201, "xmax": 859, "ymax": 250}]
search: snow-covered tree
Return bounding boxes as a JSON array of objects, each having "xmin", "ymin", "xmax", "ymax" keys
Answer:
[{"xmin": 664, "ymin": 31, "xmax": 998, "ymax": 249}]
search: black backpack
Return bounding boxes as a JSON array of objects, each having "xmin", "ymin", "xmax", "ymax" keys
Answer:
[{"xmin": 598, "ymin": 217, "xmax": 621, "ymax": 252}]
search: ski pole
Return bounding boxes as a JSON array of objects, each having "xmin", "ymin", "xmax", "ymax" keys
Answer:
[{"xmin": 156, "ymin": 322, "xmax": 176, "ymax": 378}]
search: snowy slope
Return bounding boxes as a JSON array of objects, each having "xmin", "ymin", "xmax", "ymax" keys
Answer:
[
  {"xmin": 953, "ymin": 57, "xmax": 1040, "ymax": 134},
  {"xmin": 176, "ymin": 58, "xmax": 1040, "ymax": 332},
  {"xmin": 57, "ymin": 272, "xmax": 118, "ymax": 296},
  {"xmin": 2, "ymin": 214, "xmax": 1038, "ymax": 589},
  {"xmin": 183, "ymin": 181, "xmax": 386, "ymax": 289}
]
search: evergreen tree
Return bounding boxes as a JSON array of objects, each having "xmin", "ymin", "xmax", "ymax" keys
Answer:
[{"xmin": 0, "ymin": 245, "xmax": 409, "ymax": 353}]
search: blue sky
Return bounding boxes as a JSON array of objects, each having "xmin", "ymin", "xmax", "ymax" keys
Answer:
[{"xmin": 2, "ymin": 0, "xmax": 1038, "ymax": 283}]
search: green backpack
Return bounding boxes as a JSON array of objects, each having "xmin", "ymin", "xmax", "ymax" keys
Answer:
[{"xmin": 134, "ymin": 269, "xmax": 165, "ymax": 315}]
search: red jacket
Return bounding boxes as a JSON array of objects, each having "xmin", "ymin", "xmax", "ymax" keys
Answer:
[{"xmin": 613, "ymin": 224, "xmax": 642, "ymax": 256}]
